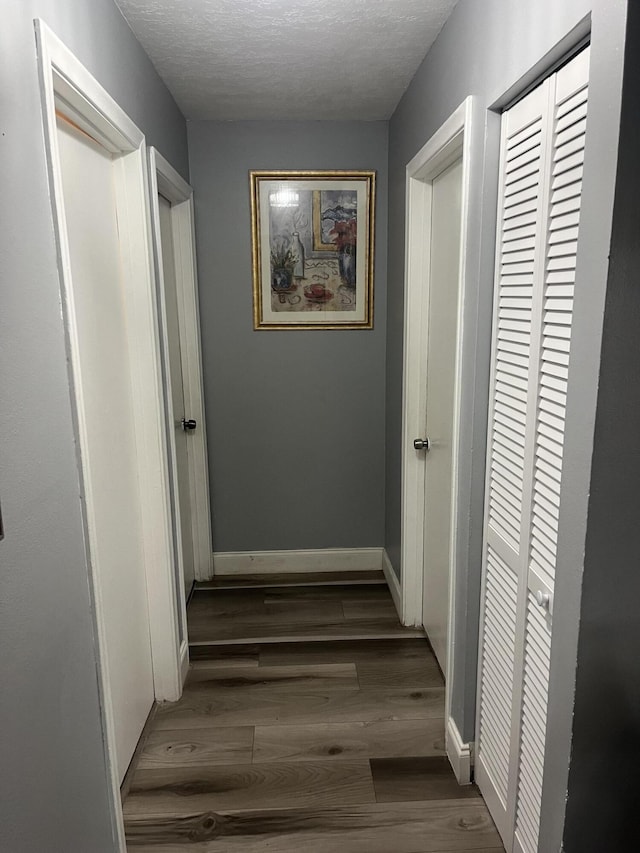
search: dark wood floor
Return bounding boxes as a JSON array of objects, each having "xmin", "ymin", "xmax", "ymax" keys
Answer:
[
  {"xmin": 123, "ymin": 572, "xmax": 503, "ymax": 852},
  {"xmin": 186, "ymin": 575, "xmax": 425, "ymax": 645}
]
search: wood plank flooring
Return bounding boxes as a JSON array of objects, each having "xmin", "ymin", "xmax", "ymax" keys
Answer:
[
  {"xmin": 124, "ymin": 573, "xmax": 503, "ymax": 851},
  {"xmin": 187, "ymin": 581, "xmax": 424, "ymax": 644},
  {"xmin": 197, "ymin": 570, "xmax": 387, "ymax": 589}
]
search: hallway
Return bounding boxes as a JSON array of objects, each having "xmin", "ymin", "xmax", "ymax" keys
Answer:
[{"xmin": 123, "ymin": 574, "xmax": 503, "ymax": 851}]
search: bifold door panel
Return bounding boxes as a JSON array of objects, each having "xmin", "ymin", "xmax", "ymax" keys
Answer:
[{"xmin": 476, "ymin": 47, "xmax": 590, "ymax": 853}]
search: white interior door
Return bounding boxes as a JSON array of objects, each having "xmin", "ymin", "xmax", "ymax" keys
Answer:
[
  {"xmin": 158, "ymin": 193, "xmax": 195, "ymax": 600},
  {"xmin": 475, "ymin": 47, "xmax": 590, "ymax": 852},
  {"xmin": 56, "ymin": 116, "xmax": 155, "ymax": 782},
  {"xmin": 421, "ymin": 158, "xmax": 463, "ymax": 673}
]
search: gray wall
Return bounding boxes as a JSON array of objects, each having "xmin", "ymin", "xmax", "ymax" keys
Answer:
[
  {"xmin": 537, "ymin": 3, "xmax": 627, "ymax": 848},
  {"xmin": 187, "ymin": 121, "xmax": 388, "ymax": 553},
  {"xmin": 0, "ymin": 2, "xmax": 187, "ymax": 850},
  {"xmin": 385, "ymin": 0, "xmax": 597, "ymax": 578},
  {"xmin": 563, "ymin": 4, "xmax": 639, "ymax": 849},
  {"xmin": 385, "ymin": 0, "xmax": 597, "ymax": 746},
  {"xmin": 384, "ymin": 0, "xmax": 629, "ymax": 844}
]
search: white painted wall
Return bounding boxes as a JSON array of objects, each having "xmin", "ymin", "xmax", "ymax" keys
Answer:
[{"xmin": 0, "ymin": 2, "xmax": 187, "ymax": 849}]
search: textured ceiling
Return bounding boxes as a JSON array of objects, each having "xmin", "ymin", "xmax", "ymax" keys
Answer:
[{"xmin": 115, "ymin": 0, "xmax": 458, "ymax": 120}]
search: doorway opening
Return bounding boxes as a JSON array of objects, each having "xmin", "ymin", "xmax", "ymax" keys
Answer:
[
  {"xmin": 147, "ymin": 147, "xmax": 214, "ymax": 685},
  {"xmin": 37, "ymin": 21, "xmax": 184, "ymax": 848},
  {"xmin": 400, "ymin": 97, "xmax": 475, "ymax": 783}
]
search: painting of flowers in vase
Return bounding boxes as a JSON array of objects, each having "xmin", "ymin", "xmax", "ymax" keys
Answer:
[{"xmin": 250, "ymin": 171, "xmax": 375, "ymax": 330}]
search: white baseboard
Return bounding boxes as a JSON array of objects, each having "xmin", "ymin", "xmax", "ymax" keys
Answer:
[
  {"xmin": 212, "ymin": 547, "xmax": 385, "ymax": 576},
  {"xmin": 446, "ymin": 716, "xmax": 473, "ymax": 785},
  {"xmin": 382, "ymin": 549, "xmax": 402, "ymax": 621}
]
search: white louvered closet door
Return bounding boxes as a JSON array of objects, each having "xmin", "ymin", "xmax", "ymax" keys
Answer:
[
  {"xmin": 513, "ymin": 48, "xmax": 590, "ymax": 853},
  {"xmin": 476, "ymin": 47, "xmax": 590, "ymax": 853},
  {"xmin": 475, "ymin": 78, "xmax": 551, "ymax": 843}
]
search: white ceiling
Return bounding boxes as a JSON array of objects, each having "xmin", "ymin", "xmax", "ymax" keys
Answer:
[{"xmin": 115, "ymin": 0, "xmax": 458, "ymax": 120}]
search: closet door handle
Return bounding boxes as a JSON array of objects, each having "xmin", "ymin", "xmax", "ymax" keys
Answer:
[{"xmin": 535, "ymin": 590, "xmax": 552, "ymax": 612}]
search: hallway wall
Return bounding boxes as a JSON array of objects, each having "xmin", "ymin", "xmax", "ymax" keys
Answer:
[
  {"xmin": 385, "ymin": 0, "xmax": 597, "ymax": 579},
  {"xmin": 564, "ymin": 3, "xmax": 640, "ymax": 848},
  {"xmin": 383, "ymin": 9, "xmax": 627, "ymax": 840},
  {"xmin": 384, "ymin": 0, "xmax": 597, "ymax": 750},
  {"xmin": 0, "ymin": 2, "xmax": 187, "ymax": 850},
  {"xmin": 188, "ymin": 121, "xmax": 388, "ymax": 554}
]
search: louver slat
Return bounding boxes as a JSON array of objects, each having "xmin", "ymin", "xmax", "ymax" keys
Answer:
[
  {"xmin": 514, "ymin": 59, "xmax": 589, "ymax": 853},
  {"xmin": 478, "ymin": 548, "xmax": 519, "ymax": 805},
  {"xmin": 487, "ymin": 114, "xmax": 542, "ymax": 554},
  {"xmin": 529, "ymin": 79, "xmax": 587, "ymax": 593},
  {"xmin": 477, "ymin": 85, "xmax": 549, "ymax": 841},
  {"xmin": 514, "ymin": 595, "xmax": 552, "ymax": 853}
]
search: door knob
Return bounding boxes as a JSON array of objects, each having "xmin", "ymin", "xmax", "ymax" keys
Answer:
[
  {"xmin": 182, "ymin": 418, "xmax": 197, "ymax": 431},
  {"xmin": 413, "ymin": 438, "xmax": 431, "ymax": 451},
  {"xmin": 535, "ymin": 590, "xmax": 552, "ymax": 611}
]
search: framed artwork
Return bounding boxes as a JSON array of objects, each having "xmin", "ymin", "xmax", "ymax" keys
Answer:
[{"xmin": 250, "ymin": 170, "xmax": 375, "ymax": 330}]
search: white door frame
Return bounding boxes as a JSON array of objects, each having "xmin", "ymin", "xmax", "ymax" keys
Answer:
[
  {"xmin": 148, "ymin": 147, "xmax": 214, "ymax": 593},
  {"xmin": 400, "ymin": 97, "xmax": 474, "ymax": 769},
  {"xmin": 36, "ymin": 21, "xmax": 183, "ymax": 849}
]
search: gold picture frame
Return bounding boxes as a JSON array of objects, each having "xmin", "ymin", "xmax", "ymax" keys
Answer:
[{"xmin": 250, "ymin": 170, "xmax": 375, "ymax": 330}]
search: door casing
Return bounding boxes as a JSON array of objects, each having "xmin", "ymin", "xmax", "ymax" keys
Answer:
[
  {"xmin": 400, "ymin": 97, "xmax": 476, "ymax": 782},
  {"xmin": 36, "ymin": 21, "xmax": 184, "ymax": 850},
  {"xmin": 147, "ymin": 149, "xmax": 214, "ymax": 611},
  {"xmin": 421, "ymin": 156, "xmax": 463, "ymax": 675}
]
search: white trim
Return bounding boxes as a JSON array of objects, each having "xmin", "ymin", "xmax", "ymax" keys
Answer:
[
  {"xmin": 400, "ymin": 98, "xmax": 475, "ymax": 728},
  {"xmin": 179, "ymin": 639, "xmax": 190, "ymax": 686},
  {"xmin": 37, "ymin": 22, "xmax": 182, "ymax": 705},
  {"xmin": 401, "ymin": 99, "xmax": 472, "ymax": 626},
  {"xmin": 213, "ymin": 547, "xmax": 384, "ymax": 575},
  {"xmin": 148, "ymin": 148, "xmax": 214, "ymax": 589},
  {"xmin": 446, "ymin": 716, "xmax": 473, "ymax": 786},
  {"xmin": 147, "ymin": 164, "xmax": 189, "ymax": 658},
  {"xmin": 382, "ymin": 549, "xmax": 402, "ymax": 621},
  {"xmin": 36, "ymin": 22, "xmax": 127, "ymax": 851},
  {"xmin": 475, "ymin": 753, "xmax": 509, "ymax": 840},
  {"xmin": 36, "ymin": 21, "xmax": 182, "ymax": 850},
  {"xmin": 114, "ymin": 150, "xmax": 183, "ymax": 705}
]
